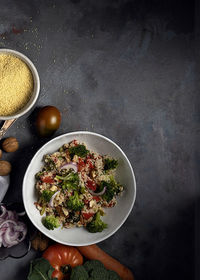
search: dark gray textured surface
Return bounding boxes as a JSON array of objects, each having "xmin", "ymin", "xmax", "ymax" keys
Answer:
[{"xmin": 0, "ymin": 1, "xmax": 199, "ymax": 279}]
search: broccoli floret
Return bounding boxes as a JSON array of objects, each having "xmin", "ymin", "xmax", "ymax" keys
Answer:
[
  {"xmin": 99, "ymin": 176, "xmax": 122, "ymax": 202},
  {"xmin": 69, "ymin": 144, "xmax": 89, "ymax": 158},
  {"xmin": 107, "ymin": 270, "xmax": 121, "ymax": 280},
  {"xmin": 84, "ymin": 260, "xmax": 108, "ymax": 279},
  {"xmin": 42, "ymin": 215, "xmax": 60, "ymax": 230},
  {"xmin": 104, "ymin": 158, "xmax": 118, "ymax": 171},
  {"xmin": 56, "ymin": 172, "xmax": 79, "ymax": 190},
  {"xmin": 86, "ymin": 212, "xmax": 107, "ymax": 233},
  {"xmin": 84, "ymin": 260, "xmax": 104, "ymax": 272},
  {"xmin": 41, "ymin": 190, "xmax": 55, "ymax": 203},
  {"xmin": 70, "ymin": 260, "xmax": 121, "ymax": 280},
  {"xmin": 70, "ymin": 265, "xmax": 89, "ymax": 280},
  {"xmin": 66, "ymin": 191, "xmax": 84, "ymax": 211}
]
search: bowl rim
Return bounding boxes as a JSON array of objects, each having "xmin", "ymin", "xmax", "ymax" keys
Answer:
[
  {"xmin": 22, "ymin": 131, "xmax": 137, "ymax": 246},
  {"xmin": 0, "ymin": 48, "xmax": 40, "ymax": 120}
]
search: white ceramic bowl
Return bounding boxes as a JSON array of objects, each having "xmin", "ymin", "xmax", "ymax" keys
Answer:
[
  {"xmin": 23, "ymin": 131, "xmax": 136, "ymax": 246},
  {"xmin": 0, "ymin": 49, "xmax": 40, "ymax": 120}
]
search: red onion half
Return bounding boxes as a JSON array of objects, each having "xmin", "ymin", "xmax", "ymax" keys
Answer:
[
  {"xmin": 60, "ymin": 162, "xmax": 78, "ymax": 173},
  {"xmin": 0, "ymin": 206, "xmax": 27, "ymax": 248}
]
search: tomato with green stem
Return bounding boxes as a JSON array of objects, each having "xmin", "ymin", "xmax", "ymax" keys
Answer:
[{"xmin": 43, "ymin": 244, "xmax": 83, "ymax": 280}]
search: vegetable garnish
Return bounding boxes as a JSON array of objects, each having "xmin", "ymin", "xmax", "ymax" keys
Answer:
[
  {"xmin": 0, "ymin": 205, "xmax": 27, "ymax": 248},
  {"xmin": 35, "ymin": 139, "xmax": 124, "ymax": 233}
]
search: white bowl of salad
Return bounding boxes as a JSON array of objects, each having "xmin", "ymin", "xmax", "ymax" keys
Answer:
[{"xmin": 23, "ymin": 131, "xmax": 136, "ymax": 246}]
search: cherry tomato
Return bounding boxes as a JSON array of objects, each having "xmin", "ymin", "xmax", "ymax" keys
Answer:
[{"xmin": 36, "ymin": 106, "xmax": 61, "ymax": 137}]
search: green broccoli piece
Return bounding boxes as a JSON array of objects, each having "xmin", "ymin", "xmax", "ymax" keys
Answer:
[
  {"xmin": 86, "ymin": 212, "xmax": 107, "ymax": 233},
  {"xmin": 84, "ymin": 260, "xmax": 109, "ymax": 279},
  {"xmin": 107, "ymin": 270, "xmax": 121, "ymax": 280},
  {"xmin": 100, "ymin": 180, "xmax": 115, "ymax": 202},
  {"xmin": 70, "ymin": 265, "xmax": 89, "ymax": 280},
  {"xmin": 56, "ymin": 172, "xmax": 79, "ymax": 190},
  {"xmin": 84, "ymin": 260, "xmax": 105, "ymax": 273},
  {"xmin": 66, "ymin": 190, "xmax": 84, "ymax": 211},
  {"xmin": 69, "ymin": 144, "xmax": 89, "ymax": 158},
  {"xmin": 104, "ymin": 158, "xmax": 118, "ymax": 171},
  {"xmin": 70, "ymin": 260, "xmax": 121, "ymax": 280},
  {"xmin": 42, "ymin": 215, "xmax": 60, "ymax": 230},
  {"xmin": 99, "ymin": 176, "xmax": 122, "ymax": 203},
  {"xmin": 41, "ymin": 190, "xmax": 55, "ymax": 203}
]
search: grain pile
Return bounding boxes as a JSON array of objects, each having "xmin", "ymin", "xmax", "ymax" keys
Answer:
[{"xmin": 0, "ymin": 54, "xmax": 33, "ymax": 116}]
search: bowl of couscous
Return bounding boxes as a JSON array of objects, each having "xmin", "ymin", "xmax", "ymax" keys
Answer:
[
  {"xmin": 23, "ymin": 131, "xmax": 136, "ymax": 246},
  {"xmin": 0, "ymin": 49, "xmax": 40, "ymax": 120}
]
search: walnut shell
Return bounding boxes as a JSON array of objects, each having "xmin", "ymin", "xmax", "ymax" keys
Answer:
[
  {"xmin": 2, "ymin": 137, "xmax": 19, "ymax": 153},
  {"xmin": 0, "ymin": 160, "xmax": 12, "ymax": 176}
]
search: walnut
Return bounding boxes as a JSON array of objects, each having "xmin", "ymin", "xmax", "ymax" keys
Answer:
[
  {"xmin": 0, "ymin": 160, "xmax": 12, "ymax": 176},
  {"xmin": 2, "ymin": 137, "xmax": 19, "ymax": 153}
]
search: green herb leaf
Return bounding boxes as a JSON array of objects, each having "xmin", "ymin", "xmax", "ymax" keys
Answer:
[
  {"xmin": 69, "ymin": 144, "xmax": 89, "ymax": 158},
  {"xmin": 27, "ymin": 258, "xmax": 57, "ymax": 280}
]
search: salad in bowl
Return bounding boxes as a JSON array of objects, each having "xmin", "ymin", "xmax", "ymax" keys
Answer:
[{"xmin": 34, "ymin": 139, "xmax": 124, "ymax": 233}]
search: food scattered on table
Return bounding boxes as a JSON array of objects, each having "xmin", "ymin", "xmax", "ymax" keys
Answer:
[
  {"xmin": 2, "ymin": 137, "xmax": 19, "ymax": 153},
  {"xmin": 31, "ymin": 231, "xmax": 49, "ymax": 251},
  {"xmin": 0, "ymin": 205, "xmax": 27, "ymax": 248},
  {"xmin": 0, "ymin": 160, "xmax": 12, "ymax": 176},
  {"xmin": 36, "ymin": 106, "xmax": 61, "ymax": 137},
  {"xmin": 78, "ymin": 244, "xmax": 134, "ymax": 280},
  {"xmin": 0, "ymin": 54, "xmax": 33, "ymax": 116},
  {"xmin": 27, "ymin": 243, "xmax": 127, "ymax": 280},
  {"xmin": 34, "ymin": 139, "xmax": 124, "ymax": 232},
  {"xmin": 43, "ymin": 244, "xmax": 83, "ymax": 280}
]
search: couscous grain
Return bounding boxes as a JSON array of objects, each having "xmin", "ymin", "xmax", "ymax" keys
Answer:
[{"xmin": 0, "ymin": 54, "xmax": 33, "ymax": 116}]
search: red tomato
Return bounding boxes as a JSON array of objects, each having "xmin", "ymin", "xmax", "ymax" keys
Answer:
[
  {"xmin": 93, "ymin": 196, "xmax": 101, "ymax": 202},
  {"xmin": 36, "ymin": 106, "xmax": 61, "ymax": 137},
  {"xmin": 78, "ymin": 158, "xmax": 85, "ymax": 172},
  {"xmin": 43, "ymin": 244, "xmax": 83, "ymax": 280},
  {"xmin": 82, "ymin": 212, "xmax": 94, "ymax": 220},
  {"xmin": 86, "ymin": 158, "xmax": 94, "ymax": 169},
  {"xmin": 86, "ymin": 180, "xmax": 97, "ymax": 191},
  {"xmin": 41, "ymin": 176, "xmax": 54, "ymax": 184}
]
